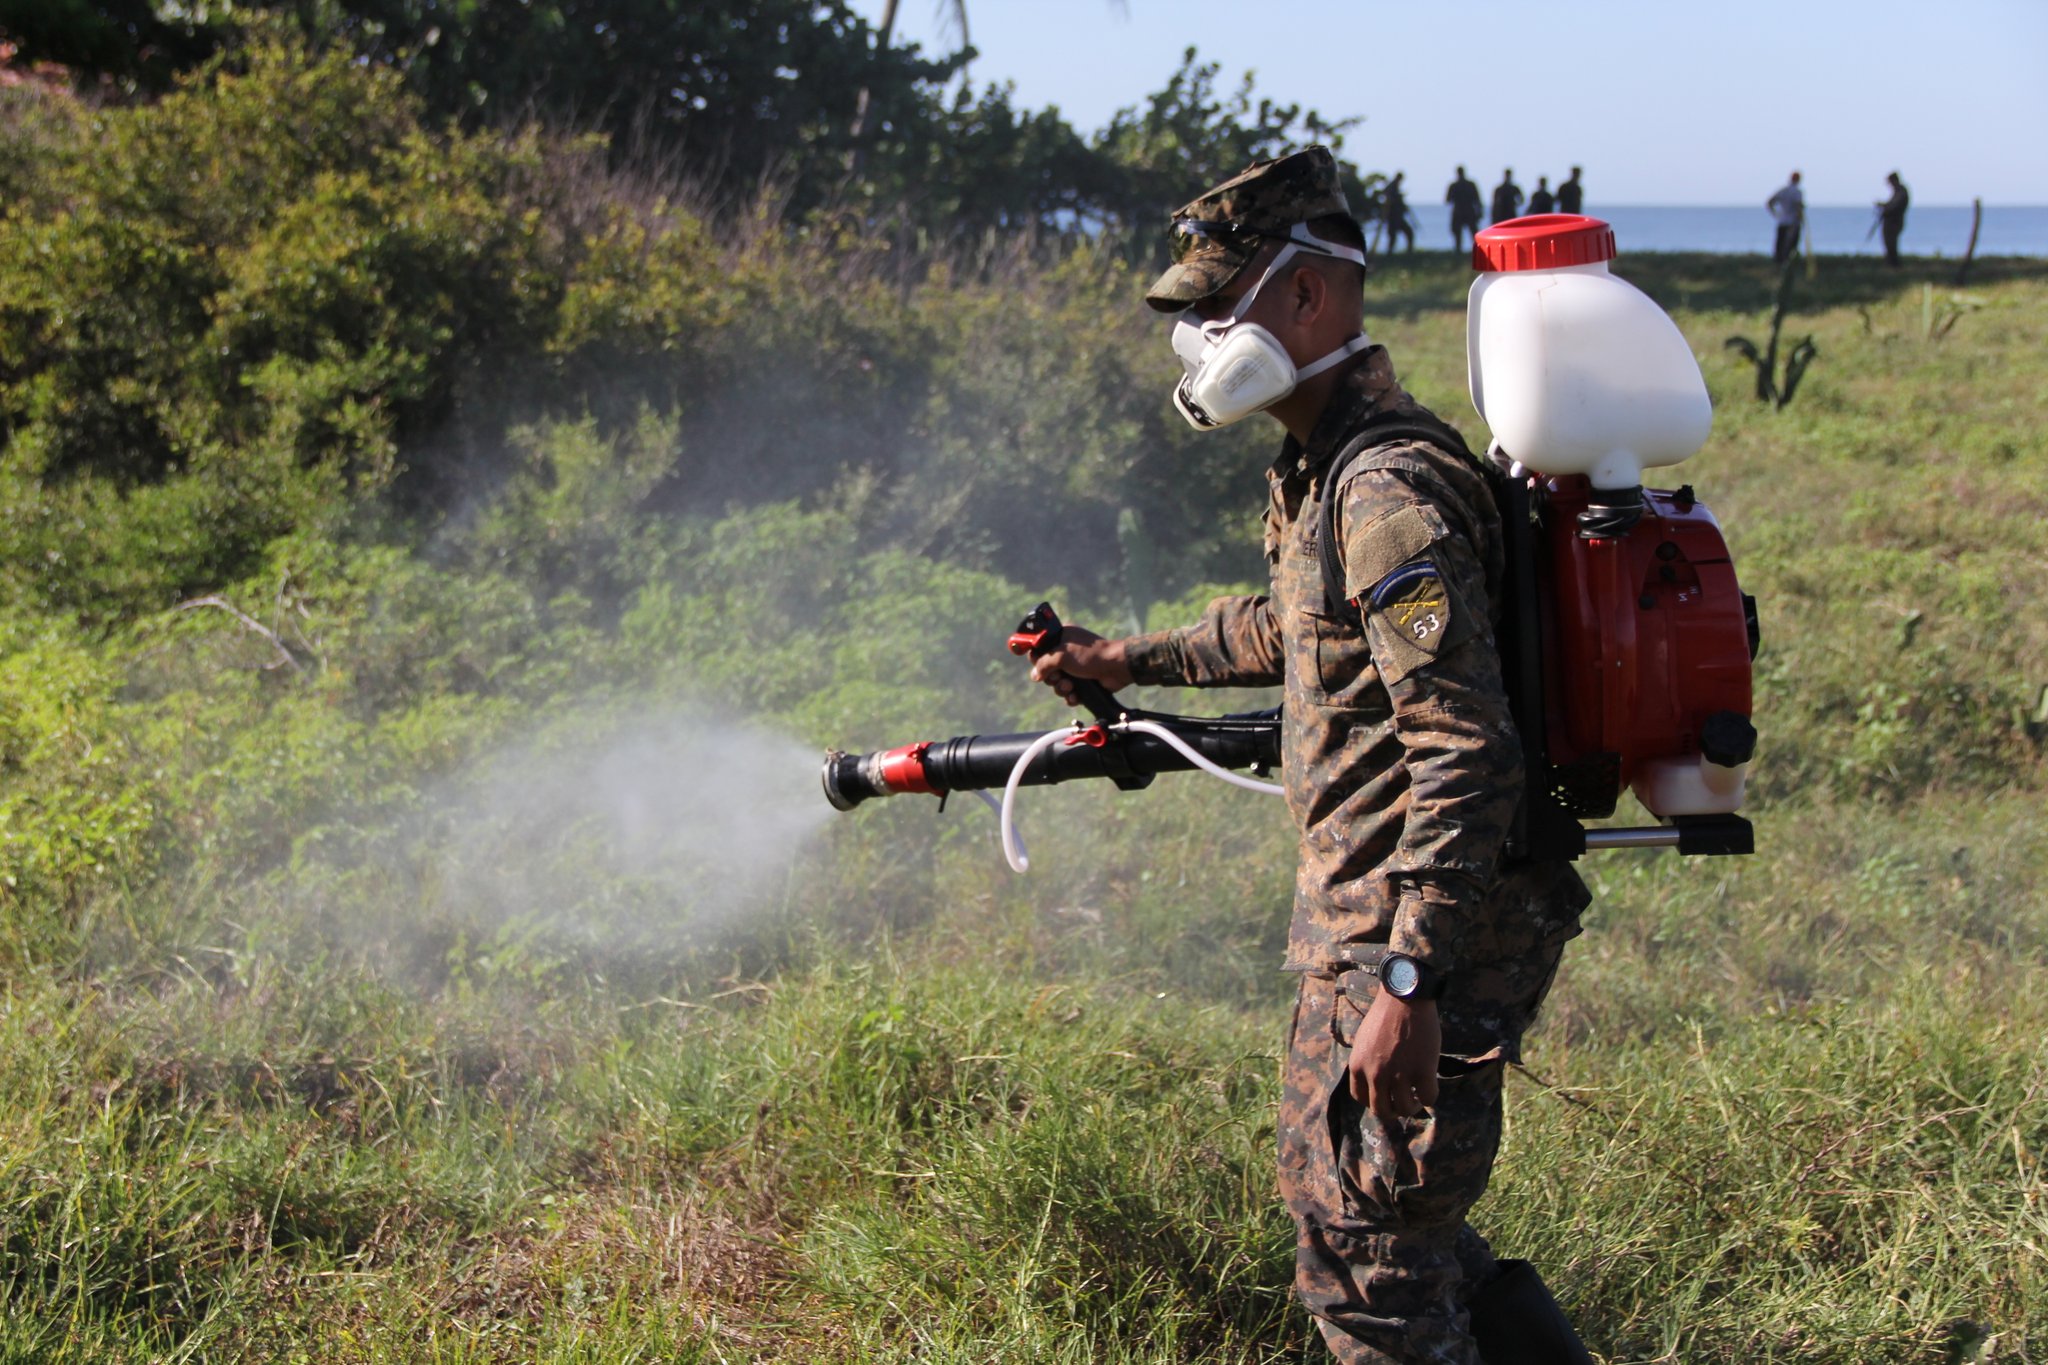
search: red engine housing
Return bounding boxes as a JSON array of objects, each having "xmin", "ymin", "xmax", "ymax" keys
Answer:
[{"xmin": 1536, "ymin": 477, "xmax": 1754, "ymax": 818}]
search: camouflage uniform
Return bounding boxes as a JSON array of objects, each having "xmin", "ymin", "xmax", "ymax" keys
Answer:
[{"xmin": 1129, "ymin": 149, "xmax": 1590, "ymax": 1365}]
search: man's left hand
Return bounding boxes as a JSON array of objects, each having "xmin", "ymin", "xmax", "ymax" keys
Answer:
[{"xmin": 1348, "ymin": 989, "xmax": 1441, "ymax": 1122}]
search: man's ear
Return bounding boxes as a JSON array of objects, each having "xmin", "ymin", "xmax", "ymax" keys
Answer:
[{"xmin": 1288, "ymin": 263, "xmax": 1328, "ymax": 327}]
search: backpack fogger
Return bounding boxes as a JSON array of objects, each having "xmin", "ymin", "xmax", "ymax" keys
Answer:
[{"xmin": 822, "ymin": 215, "xmax": 1757, "ymax": 865}]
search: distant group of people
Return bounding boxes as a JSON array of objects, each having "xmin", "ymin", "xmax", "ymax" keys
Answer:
[
  {"xmin": 1368, "ymin": 166, "xmax": 1588, "ymax": 254},
  {"xmin": 1768, "ymin": 169, "xmax": 1912, "ymax": 265},
  {"xmin": 1374, "ymin": 164, "xmax": 1916, "ymax": 262},
  {"xmin": 1439, "ymin": 167, "xmax": 1583, "ymax": 251}
]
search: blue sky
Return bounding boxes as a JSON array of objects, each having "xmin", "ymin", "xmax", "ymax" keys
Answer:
[{"xmin": 849, "ymin": 0, "xmax": 2048, "ymax": 206}]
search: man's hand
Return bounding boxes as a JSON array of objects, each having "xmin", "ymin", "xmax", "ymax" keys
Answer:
[
  {"xmin": 1026, "ymin": 625, "xmax": 1134, "ymax": 706},
  {"xmin": 1348, "ymin": 988, "xmax": 1441, "ymax": 1122}
]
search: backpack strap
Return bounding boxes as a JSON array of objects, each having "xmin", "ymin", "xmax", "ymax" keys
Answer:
[{"xmin": 1316, "ymin": 409, "xmax": 1486, "ymax": 628}]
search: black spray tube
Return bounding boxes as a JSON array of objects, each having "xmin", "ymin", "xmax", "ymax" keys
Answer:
[{"xmin": 821, "ymin": 710, "xmax": 1280, "ymax": 812}]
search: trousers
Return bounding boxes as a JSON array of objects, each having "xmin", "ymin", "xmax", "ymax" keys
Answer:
[{"xmin": 1276, "ymin": 937, "xmax": 1568, "ymax": 1365}]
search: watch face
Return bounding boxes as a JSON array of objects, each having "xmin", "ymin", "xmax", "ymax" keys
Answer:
[{"xmin": 1382, "ymin": 956, "xmax": 1420, "ymax": 997}]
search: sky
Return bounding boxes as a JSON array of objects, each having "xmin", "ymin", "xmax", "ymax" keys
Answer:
[{"xmin": 848, "ymin": 0, "xmax": 2048, "ymax": 207}]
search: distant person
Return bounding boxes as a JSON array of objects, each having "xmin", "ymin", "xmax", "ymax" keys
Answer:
[
  {"xmin": 1766, "ymin": 170, "xmax": 1805, "ymax": 263},
  {"xmin": 1556, "ymin": 166, "xmax": 1584, "ymax": 215},
  {"xmin": 1491, "ymin": 169, "xmax": 1523, "ymax": 226},
  {"xmin": 1382, "ymin": 172, "xmax": 1415, "ymax": 252},
  {"xmin": 1875, "ymin": 171, "xmax": 1910, "ymax": 266},
  {"xmin": 1528, "ymin": 176, "xmax": 1555, "ymax": 215},
  {"xmin": 1446, "ymin": 165, "xmax": 1484, "ymax": 251}
]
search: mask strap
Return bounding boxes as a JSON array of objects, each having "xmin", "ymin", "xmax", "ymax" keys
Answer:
[
  {"xmin": 1200, "ymin": 243, "xmax": 1303, "ymax": 337},
  {"xmin": 1200, "ymin": 234, "xmax": 1372, "ymax": 381},
  {"xmin": 1201, "ymin": 226, "xmax": 1368, "ymax": 336},
  {"xmin": 1282, "ymin": 221, "xmax": 1368, "ymax": 268},
  {"xmin": 1294, "ymin": 332, "xmax": 1372, "ymax": 383}
]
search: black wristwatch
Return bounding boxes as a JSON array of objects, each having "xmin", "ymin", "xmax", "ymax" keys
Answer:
[{"xmin": 1377, "ymin": 953, "xmax": 1447, "ymax": 1002}]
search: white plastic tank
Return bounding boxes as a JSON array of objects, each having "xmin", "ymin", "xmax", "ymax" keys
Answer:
[{"xmin": 1467, "ymin": 215, "xmax": 1711, "ymax": 489}]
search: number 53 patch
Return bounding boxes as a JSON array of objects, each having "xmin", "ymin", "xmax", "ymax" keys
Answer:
[{"xmin": 1360, "ymin": 557, "xmax": 1475, "ymax": 684}]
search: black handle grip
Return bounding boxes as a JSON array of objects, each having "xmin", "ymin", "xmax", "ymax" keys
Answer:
[{"xmin": 1008, "ymin": 602, "xmax": 1125, "ymax": 723}]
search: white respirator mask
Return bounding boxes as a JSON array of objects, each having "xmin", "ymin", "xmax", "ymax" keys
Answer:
[{"xmin": 1170, "ymin": 226, "xmax": 1371, "ymax": 431}]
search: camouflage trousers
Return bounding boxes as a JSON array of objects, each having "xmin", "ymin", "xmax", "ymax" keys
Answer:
[{"xmin": 1276, "ymin": 942, "xmax": 1567, "ymax": 1365}]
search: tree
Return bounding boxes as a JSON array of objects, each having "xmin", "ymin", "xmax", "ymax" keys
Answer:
[
  {"xmin": 0, "ymin": 0, "xmax": 226, "ymax": 89},
  {"xmin": 2, "ymin": 7, "xmax": 1382, "ymax": 257},
  {"xmin": 4, "ymin": 1, "xmax": 964, "ymax": 216},
  {"xmin": 851, "ymin": 0, "xmax": 967, "ymax": 153},
  {"xmin": 1091, "ymin": 48, "xmax": 1371, "ymax": 240}
]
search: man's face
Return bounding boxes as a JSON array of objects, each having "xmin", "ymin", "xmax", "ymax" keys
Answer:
[{"xmin": 1185, "ymin": 240, "xmax": 1280, "ymax": 326}]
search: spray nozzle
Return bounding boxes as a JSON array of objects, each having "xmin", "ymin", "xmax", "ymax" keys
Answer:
[{"xmin": 820, "ymin": 749, "xmax": 870, "ymax": 811}]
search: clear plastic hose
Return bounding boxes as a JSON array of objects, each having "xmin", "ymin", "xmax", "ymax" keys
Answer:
[
  {"xmin": 995, "ymin": 719, "xmax": 1283, "ymax": 874},
  {"xmin": 997, "ymin": 728, "xmax": 1073, "ymax": 873},
  {"xmin": 1114, "ymin": 719, "xmax": 1287, "ymax": 797},
  {"xmin": 971, "ymin": 788, "xmax": 1022, "ymax": 865}
]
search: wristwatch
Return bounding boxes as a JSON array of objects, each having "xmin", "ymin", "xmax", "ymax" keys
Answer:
[{"xmin": 1377, "ymin": 953, "xmax": 1447, "ymax": 1002}]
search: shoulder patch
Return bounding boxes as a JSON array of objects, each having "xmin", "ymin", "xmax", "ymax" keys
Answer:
[
  {"xmin": 1369, "ymin": 559, "xmax": 1451, "ymax": 652},
  {"xmin": 1360, "ymin": 551, "xmax": 1477, "ymax": 687}
]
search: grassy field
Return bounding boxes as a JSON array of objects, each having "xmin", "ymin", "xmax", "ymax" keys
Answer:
[{"xmin": 4, "ymin": 247, "xmax": 2046, "ymax": 1364}]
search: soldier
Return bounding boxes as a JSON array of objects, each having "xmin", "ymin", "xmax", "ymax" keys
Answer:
[
  {"xmin": 1555, "ymin": 167, "xmax": 1584, "ymax": 216},
  {"xmin": 1384, "ymin": 172, "xmax": 1416, "ymax": 253},
  {"xmin": 1446, "ymin": 166, "xmax": 1484, "ymax": 252},
  {"xmin": 1026, "ymin": 147, "xmax": 1595, "ymax": 1365},
  {"xmin": 1490, "ymin": 169, "xmax": 1524, "ymax": 225},
  {"xmin": 1875, "ymin": 171, "xmax": 1910, "ymax": 266},
  {"xmin": 1527, "ymin": 176, "xmax": 1556, "ymax": 215}
]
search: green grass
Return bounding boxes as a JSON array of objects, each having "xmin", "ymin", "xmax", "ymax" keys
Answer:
[{"xmin": 3, "ymin": 252, "xmax": 2046, "ymax": 1363}]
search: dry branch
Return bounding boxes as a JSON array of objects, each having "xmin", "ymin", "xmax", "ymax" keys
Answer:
[{"xmin": 177, "ymin": 594, "xmax": 306, "ymax": 673}]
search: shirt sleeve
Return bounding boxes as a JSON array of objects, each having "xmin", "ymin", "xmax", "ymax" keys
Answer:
[
  {"xmin": 1122, "ymin": 593, "xmax": 1284, "ymax": 689},
  {"xmin": 1337, "ymin": 464, "xmax": 1525, "ymax": 973}
]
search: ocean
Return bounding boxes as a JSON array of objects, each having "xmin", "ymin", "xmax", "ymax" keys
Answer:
[{"xmin": 1390, "ymin": 204, "xmax": 2048, "ymax": 257}]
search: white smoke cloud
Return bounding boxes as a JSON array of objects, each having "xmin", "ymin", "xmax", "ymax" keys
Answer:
[{"xmin": 423, "ymin": 703, "xmax": 833, "ymax": 952}]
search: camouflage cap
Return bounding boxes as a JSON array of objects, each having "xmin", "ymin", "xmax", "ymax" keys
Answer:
[{"xmin": 1144, "ymin": 145, "xmax": 1355, "ymax": 313}]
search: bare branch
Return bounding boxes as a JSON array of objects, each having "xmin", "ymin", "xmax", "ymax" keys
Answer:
[{"xmin": 177, "ymin": 595, "xmax": 306, "ymax": 674}]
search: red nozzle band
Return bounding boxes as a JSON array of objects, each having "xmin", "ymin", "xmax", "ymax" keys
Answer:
[{"xmin": 874, "ymin": 742, "xmax": 937, "ymax": 794}]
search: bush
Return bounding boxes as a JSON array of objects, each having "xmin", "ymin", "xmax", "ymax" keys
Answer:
[{"xmin": 0, "ymin": 624, "xmax": 159, "ymax": 962}]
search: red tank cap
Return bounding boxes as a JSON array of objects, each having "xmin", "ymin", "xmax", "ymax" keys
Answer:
[{"xmin": 1472, "ymin": 214, "xmax": 1617, "ymax": 272}]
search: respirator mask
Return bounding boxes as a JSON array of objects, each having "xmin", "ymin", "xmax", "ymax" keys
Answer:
[{"xmin": 1169, "ymin": 222, "xmax": 1371, "ymax": 431}]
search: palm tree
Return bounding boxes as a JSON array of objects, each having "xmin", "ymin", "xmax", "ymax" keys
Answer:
[{"xmin": 849, "ymin": 0, "xmax": 970, "ymax": 155}]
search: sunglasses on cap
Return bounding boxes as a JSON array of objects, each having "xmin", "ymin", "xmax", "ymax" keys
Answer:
[
  {"xmin": 1168, "ymin": 218, "xmax": 1264, "ymax": 263},
  {"xmin": 1169, "ymin": 218, "xmax": 1368, "ymax": 268}
]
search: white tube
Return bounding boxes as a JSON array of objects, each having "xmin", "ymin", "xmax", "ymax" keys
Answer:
[
  {"xmin": 995, "ymin": 718, "xmax": 1286, "ymax": 875},
  {"xmin": 998, "ymin": 728, "xmax": 1072, "ymax": 873},
  {"xmin": 971, "ymin": 789, "xmax": 1023, "ymax": 865},
  {"xmin": 1113, "ymin": 719, "xmax": 1287, "ymax": 797}
]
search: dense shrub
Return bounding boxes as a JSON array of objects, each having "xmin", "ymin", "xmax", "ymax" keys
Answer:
[{"xmin": 0, "ymin": 37, "xmax": 1272, "ymax": 631}]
